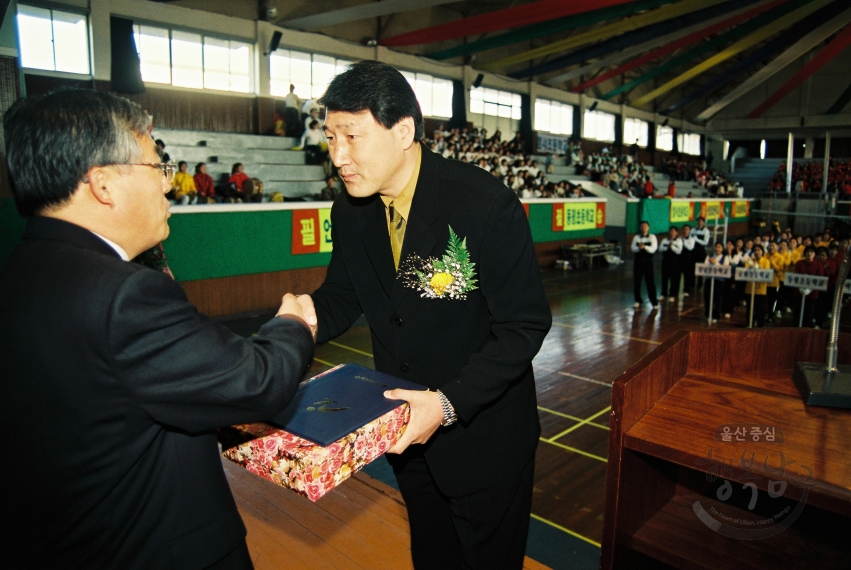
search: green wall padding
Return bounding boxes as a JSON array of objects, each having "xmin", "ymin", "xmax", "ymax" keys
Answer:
[
  {"xmin": 527, "ymin": 203, "xmax": 605, "ymax": 243},
  {"xmin": 161, "ymin": 210, "xmax": 331, "ymax": 282}
]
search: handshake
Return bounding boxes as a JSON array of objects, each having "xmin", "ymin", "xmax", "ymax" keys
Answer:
[{"xmin": 277, "ymin": 293, "xmax": 318, "ymax": 341}]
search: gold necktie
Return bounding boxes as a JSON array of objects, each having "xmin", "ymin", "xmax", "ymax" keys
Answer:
[{"xmin": 388, "ymin": 201, "xmax": 406, "ymax": 270}]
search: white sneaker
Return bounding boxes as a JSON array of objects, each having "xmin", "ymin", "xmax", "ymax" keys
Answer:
[
  {"xmin": 669, "ymin": 297, "xmax": 676, "ymax": 303},
  {"xmin": 634, "ymin": 302, "xmax": 640, "ymax": 309},
  {"xmin": 785, "ymin": 307, "xmax": 792, "ymax": 313},
  {"xmin": 684, "ymin": 292, "xmax": 690, "ymax": 297},
  {"xmin": 710, "ymin": 319, "xmax": 718, "ymax": 323},
  {"xmin": 657, "ymin": 296, "xmax": 664, "ymax": 301},
  {"xmin": 724, "ymin": 313, "xmax": 731, "ymax": 319},
  {"xmin": 775, "ymin": 310, "xmax": 782, "ymax": 318}
]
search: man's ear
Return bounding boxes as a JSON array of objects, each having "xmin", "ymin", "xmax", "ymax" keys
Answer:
[
  {"xmin": 396, "ymin": 116, "xmax": 417, "ymax": 149},
  {"xmin": 84, "ymin": 166, "xmax": 114, "ymax": 206}
]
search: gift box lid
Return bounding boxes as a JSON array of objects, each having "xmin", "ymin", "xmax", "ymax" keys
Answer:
[{"xmin": 268, "ymin": 363, "xmax": 425, "ymax": 446}]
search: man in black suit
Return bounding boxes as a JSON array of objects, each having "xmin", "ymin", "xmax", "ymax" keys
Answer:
[
  {"xmin": 307, "ymin": 61, "xmax": 552, "ymax": 569},
  {"xmin": 0, "ymin": 89, "xmax": 317, "ymax": 569}
]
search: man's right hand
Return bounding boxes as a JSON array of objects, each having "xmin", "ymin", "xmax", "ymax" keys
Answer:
[{"xmin": 277, "ymin": 293, "xmax": 318, "ymax": 341}]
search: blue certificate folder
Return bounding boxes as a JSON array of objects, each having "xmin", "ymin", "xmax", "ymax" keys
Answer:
[{"xmin": 268, "ymin": 364, "xmax": 426, "ymax": 447}]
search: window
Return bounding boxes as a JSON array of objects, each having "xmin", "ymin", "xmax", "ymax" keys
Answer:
[
  {"xmin": 534, "ymin": 98, "xmax": 573, "ymax": 136},
  {"xmin": 678, "ymin": 132, "xmax": 701, "ymax": 156},
  {"xmin": 469, "ymin": 87, "xmax": 521, "ymax": 140},
  {"xmin": 624, "ymin": 117, "xmax": 649, "ymax": 147},
  {"xmin": 583, "ymin": 110, "xmax": 615, "ymax": 142},
  {"xmin": 17, "ymin": 5, "xmax": 90, "ymax": 74},
  {"xmin": 133, "ymin": 24, "xmax": 251, "ymax": 93},
  {"xmin": 470, "ymin": 87, "xmax": 521, "ymax": 120},
  {"xmin": 270, "ymin": 49, "xmax": 352, "ymax": 100},
  {"xmin": 400, "ymin": 71, "xmax": 452, "ymax": 118},
  {"xmin": 657, "ymin": 125, "xmax": 674, "ymax": 151}
]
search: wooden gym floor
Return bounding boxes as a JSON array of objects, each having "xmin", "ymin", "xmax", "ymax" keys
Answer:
[{"xmin": 219, "ymin": 261, "xmax": 771, "ymax": 569}]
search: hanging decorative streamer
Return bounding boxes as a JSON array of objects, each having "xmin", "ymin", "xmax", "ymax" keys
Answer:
[
  {"xmin": 694, "ymin": 7, "xmax": 851, "ymax": 121},
  {"xmin": 511, "ymin": 0, "xmax": 764, "ymax": 80},
  {"xmin": 481, "ymin": 0, "xmax": 732, "ymax": 71},
  {"xmin": 601, "ymin": 0, "xmax": 806, "ymax": 100},
  {"xmin": 661, "ymin": 1, "xmax": 842, "ymax": 114},
  {"xmin": 379, "ymin": 0, "xmax": 633, "ymax": 47},
  {"xmin": 544, "ymin": 0, "xmax": 770, "ymax": 86},
  {"xmin": 427, "ymin": 0, "xmax": 676, "ymax": 61},
  {"xmin": 630, "ymin": 0, "xmax": 834, "ymax": 107},
  {"xmin": 570, "ymin": 0, "xmax": 785, "ymax": 93},
  {"xmin": 747, "ymin": 23, "xmax": 851, "ymax": 118}
]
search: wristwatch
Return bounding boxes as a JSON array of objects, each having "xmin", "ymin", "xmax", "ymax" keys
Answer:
[{"xmin": 436, "ymin": 389, "xmax": 458, "ymax": 426}]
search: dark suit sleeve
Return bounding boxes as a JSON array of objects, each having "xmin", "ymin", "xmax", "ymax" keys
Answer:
[
  {"xmin": 439, "ymin": 191, "xmax": 552, "ymax": 421},
  {"xmin": 108, "ymin": 268, "xmax": 315, "ymax": 433},
  {"xmin": 312, "ymin": 214, "xmax": 364, "ymax": 344}
]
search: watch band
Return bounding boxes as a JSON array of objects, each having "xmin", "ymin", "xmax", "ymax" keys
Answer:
[{"xmin": 436, "ymin": 389, "xmax": 457, "ymax": 426}]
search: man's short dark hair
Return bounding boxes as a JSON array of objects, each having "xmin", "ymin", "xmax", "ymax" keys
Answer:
[
  {"xmin": 320, "ymin": 60, "xmax": 424, "ymax": 140},
  {"xmin": 4, "ymin": 88, "xmax": 149, "ymax": 216}
]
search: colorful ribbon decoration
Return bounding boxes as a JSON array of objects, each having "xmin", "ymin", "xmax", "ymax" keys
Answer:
[
  {"xmin": 570, "ymin": 0, "xmax": 785, "ymax": 93},
  {"xmin": 661, "ymin": 0, "xmax": 844, "ymax": 114},
  {"xmin": 379, "ymin": 0, "xmax": 633, "ymax": 47},
  {"xmin": 630, "ymin": 0, "xmax": 834, "ymax": 107},
  {"xmin": 601, "ymin": 0, "xmax": 806, "ymax": 100},
  {"xmin": 480, "ymin": 0, "xmax": 733, "ymax": 72},
  {"xmin": 694, "ymin": 6, "xmax": 851, "ymax": 121},
  {"xmin": 426, "ymin": 0, "xmax": 677, "ymax": 61},
  {"xmin": 747, "ymin": 22, "xmax": 851, "ymax": 117}
]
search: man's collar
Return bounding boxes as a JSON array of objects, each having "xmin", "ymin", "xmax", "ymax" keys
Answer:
[
  {"xmin": 380, "ymin": 143, "xmax": 422, "ymax": 220},
  {"xmin": 91, "ymin": 232, "xmax": 130, "ymax": 261}
]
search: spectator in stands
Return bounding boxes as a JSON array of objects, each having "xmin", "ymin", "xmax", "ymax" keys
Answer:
[
  {"xmin": 284, "ymin": 84, "xmax": 302, "ymax": 137},
  {"xmin": 170, "ymin": 161, "xmax": 197, "ymax": 205},
  {"xmin": 193, "ymin": 162, "xmax": 216, "ymax": 203},
  {"xmin": 301, "ymin": 119, "xmax": 328, "ymax": 168},
  {"xmin": 320, "ymin": 175, "xmax": 340, "ymax": 201},
  {"xmin": 227, "ymin": 163, "xmax": 252, "ymax": 203},
  {"xmin": 155, "ymin": 139, "xmax": 169, "ymax": 163},
  {"xmin": 794, "ymin": 245, "xmax": 824, "ymax": 327}
]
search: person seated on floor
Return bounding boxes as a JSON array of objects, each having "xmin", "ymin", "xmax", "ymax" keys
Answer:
[
  {"xmin": 319, "ymin": 175, "xmax": 340, "ymax": 201},
  {"xmin": 170, "ymin": 161, "xmax": 197, "ymax": 205},
  {"xmin": 300, "ymin": 119, "xmax": 328, "ymax": 168},
  {"xmin": 193, "ymin": 162, "xmax": 216, "ymax": 203},
  {"xmin": 226, "ymin": 163, "xmax": 253, "ymax": 203}
]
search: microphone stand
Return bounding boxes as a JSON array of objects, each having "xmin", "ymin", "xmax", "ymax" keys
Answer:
[{"xmin": 792, "ymin": 244, "xmax": 851, "ymax": 408}]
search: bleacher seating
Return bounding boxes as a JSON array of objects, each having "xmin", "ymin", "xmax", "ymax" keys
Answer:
[{"xmin": 153, "ymin": 129, "xmax": 326, "ymax": 200}]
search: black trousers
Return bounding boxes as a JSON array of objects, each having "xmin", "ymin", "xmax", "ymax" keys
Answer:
[
  {"xmin": 682, "ymin": 251, "xmax": 695, "ymax": 291},
  {"xmin": 390, "ymin": 450, "xmax": 534, "ymax": 570},
  {"xmin": 661, "ymin": 258, "xmax": 681, "ymax": 298},
  {"xmin": 704, "ymin": 278, "xmax": 724, "ymax": 319},
  {"xmin": 633, "ymin": 256, "xmax": 657, "ymax": 304}
]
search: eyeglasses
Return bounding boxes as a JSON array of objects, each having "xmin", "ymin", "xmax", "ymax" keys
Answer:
[{"xmin": 124, "ymin": 161, "xmax": 177, "ymax": 183}]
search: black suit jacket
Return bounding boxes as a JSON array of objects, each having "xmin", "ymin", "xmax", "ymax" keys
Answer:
[
  {"xmin": 312, "ymin": 146, "xmax": 551, "ymax": 496},
  {"xmin": 0, "ymin": 217, "xmax": 314, "ymax": 569}
]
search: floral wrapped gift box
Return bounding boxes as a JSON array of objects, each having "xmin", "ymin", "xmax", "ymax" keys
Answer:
[{"xmin": 221, "ymin": 404, "xmax": 409, "ymax": 502}]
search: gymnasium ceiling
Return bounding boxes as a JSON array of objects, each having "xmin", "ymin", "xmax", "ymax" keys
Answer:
[{"xmin": 162, "ymin": 0, "xmax": 851, "ymax": 125}]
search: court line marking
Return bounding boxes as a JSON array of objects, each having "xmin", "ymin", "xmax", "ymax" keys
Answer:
[
  {"xmin": 313, "ymin": 357, "xmax": 338, "ymax": 368},
  {"xmin": 327, "ymin": 341, "xmax": 374, "ymax": 358},
  {"xmin": 539, "ymin": 437, "xmax": 607, "ymax": 463},
  {"xmin": 538, "ymin": 405, "xmax": 609, "ymax": 431},
  {"xmin": 530, "ymin": 513, "xmax": 602, "ymax": 548},
  {"xmin": 557, "ymin": 371, "xmax": 613, "ymax": 388},
  {"xmin": 549, "ymin": 321, "xmax": 662, "ymax": 345},
  {"xmin": 547, "ymin": 407, "xmax": 612, "ymax": 442}
]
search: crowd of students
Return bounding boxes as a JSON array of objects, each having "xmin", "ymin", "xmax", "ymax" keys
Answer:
[
  {"xmin": 768, "ymin": 160, "xmax": 851, "ymax": 193},
  {"xmin": 632, "ymin": 220, "xmax": 846, "ymax": 328},
  {"xmin": 424, "ymin": 127, "xmax": 592, "ymax": 198},
  {"xmin": 662, "ymin": 157, "xmax": 740, "ymax": 197}
]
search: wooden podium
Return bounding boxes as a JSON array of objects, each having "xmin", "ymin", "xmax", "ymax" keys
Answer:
[{"xmin": 601, "ymin": 329, "xmax": 851, "ymax": 570}]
